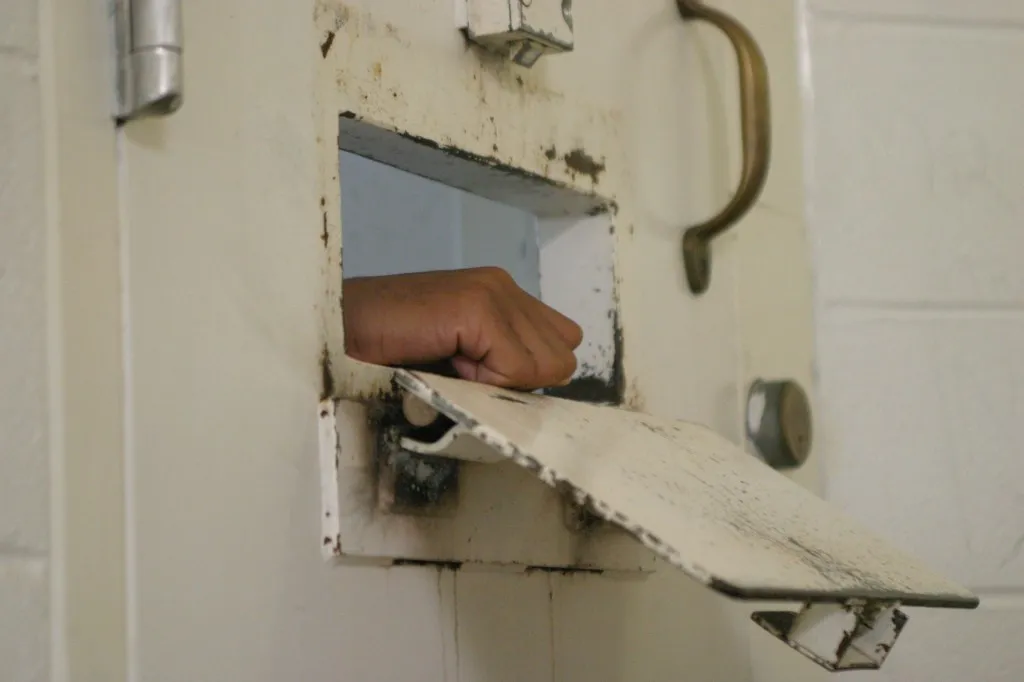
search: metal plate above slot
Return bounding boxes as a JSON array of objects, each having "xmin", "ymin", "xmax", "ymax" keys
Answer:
[{"xmin": 319, "ymin": 369, "xmax": 977, "ymax": 670}]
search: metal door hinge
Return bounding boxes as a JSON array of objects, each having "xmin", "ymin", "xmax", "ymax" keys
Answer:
[{"xmin": 113, "ymin": 0, "xmax": 183, "ymax": 123}]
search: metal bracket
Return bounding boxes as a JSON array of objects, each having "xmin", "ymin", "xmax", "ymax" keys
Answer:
[
  {"xmin": 753, "ymin": 601, "xmax": 908, "ymax": 672},
  {"xmin": 458, "ymin": 0, "xmax": 574, "ymax": 68},
  {"xmin": 113, "ymin": 0, "xmax": 183, "ymax": 122},
  {"xmin": 378, "ymin": 393, "xmax": 600, "ymax": 531}
]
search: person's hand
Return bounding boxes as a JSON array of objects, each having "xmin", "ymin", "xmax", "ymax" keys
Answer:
[{"xmin": 343, "ymin": 267, "xmax": 583, "ymax": 390}]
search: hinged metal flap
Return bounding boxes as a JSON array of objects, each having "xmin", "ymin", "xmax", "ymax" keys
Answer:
[{"xmin": 395, "ymin": 369, "xmax": 978, "ymax": 608}]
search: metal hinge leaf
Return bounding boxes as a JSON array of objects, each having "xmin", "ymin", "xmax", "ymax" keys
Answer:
[{"xmin": 113, "ymin": 0, "xmax": 183, "ymax": 122}]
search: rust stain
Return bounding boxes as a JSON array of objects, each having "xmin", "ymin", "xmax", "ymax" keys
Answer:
[
  {"xmin": 371, "ymin": 62, "xmax": 382, "ymax": 79},
  {"xmin": 564, "ymin": 149, "xmax": 606, "ymax": 183},
  {"xmin": 320, "ymin": 30, "xmax": 336, "ymax": 57}
]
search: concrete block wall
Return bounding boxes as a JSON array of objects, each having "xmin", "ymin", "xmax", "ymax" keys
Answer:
[
  {"xmin": 0, "ymin": 0, "xmax": 51, "ymax": 680},
  {"xmin": 804, "ymin": 1, "xmax": 1024, "ymax": 679}
]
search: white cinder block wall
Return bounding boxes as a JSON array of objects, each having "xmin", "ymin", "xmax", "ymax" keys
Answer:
[
  {"xmin": 0, "ymin": 0, "xmax": 51, "ymax": 680},
  {"xmin": 803, "ymin": 0, "xmax": 1024, "ymax": 679}
]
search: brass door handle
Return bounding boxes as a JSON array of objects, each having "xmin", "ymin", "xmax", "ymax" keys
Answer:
[{"xmin": 677, "ymin": 0, "xmax": 771, "ymax": 295}]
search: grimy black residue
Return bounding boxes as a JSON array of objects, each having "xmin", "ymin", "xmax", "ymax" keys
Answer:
[
  {"xmin": 524, "ymin": 565, "xmax": 604, "ymax": 577},
  {"xmin": 392, "ymin": 559, "xmax": 463, "ymax": 571},
  {"xmin": 394, "ymin": 129, "xmax": 549, "ymax": 186},
  {"xmin": 320, "ymin": 31, "xmax": 336, "ymax": 58},
  {"xmin": 544, "ymin": 311, "xmax": 625, "ymax": 406},
  {"xmin": 320, "ymin": 344, "xmax": 335, "ymax": 401},
  {"xmin": 563, "ymin": 148, "xmax": 606, "ymax": 183}
]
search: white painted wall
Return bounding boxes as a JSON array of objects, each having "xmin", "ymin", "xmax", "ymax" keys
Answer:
[
  {"xmin": 0, "ymin": 0, "xmax": 51, "ymax": 679},
  {"xmin": 803, "ymin": 1, "xmax": 1024, "ymax": 679}
]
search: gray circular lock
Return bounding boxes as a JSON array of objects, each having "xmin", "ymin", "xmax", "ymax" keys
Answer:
[{"xmin": 746, "ymin": 379, "xmax": 813, "ymax": 470}]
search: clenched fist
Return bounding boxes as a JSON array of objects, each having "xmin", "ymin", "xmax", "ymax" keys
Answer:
[{"xmin": 343, "ymin": 267, "xmax": 583, "ymax": 390}]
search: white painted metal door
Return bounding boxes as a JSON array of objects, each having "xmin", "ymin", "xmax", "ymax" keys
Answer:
[{"xmin": 73, "ymin": 0, "xmax": 970, "ymax": 681}]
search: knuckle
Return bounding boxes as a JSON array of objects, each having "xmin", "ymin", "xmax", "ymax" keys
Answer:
[
  {"xmin": 568, "ymin": 322, "xmax": 584, "ymax": 347},
  {"xmin": 564, "ymin": 350, "xmax": 578, "ymax": 376},
  {"xmin": 460, "ymin": 280, "xmax": 498, "ymax": 312},
  {"xmin": 536, "ymin": 350, "xmax": 574, "ymax": 385},
  {"xmin": 470, "ymin": 266, "xmax": 514, "ymax": 288}
]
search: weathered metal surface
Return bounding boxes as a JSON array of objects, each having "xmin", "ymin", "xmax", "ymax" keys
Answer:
[
  {"xmin": 461, "ymin": 0, "xmax": 574, "ymax": 68},
  {"xmin": 753, "ymin": 601, "xmax": 908, "ymax": 672},
  {"xmin": 385, "ymin": 369, "xmax": 978, "ymax": 607},
  {"xmin": 746, "ymin": 378, "xmax": 813, "ymax": 470}
]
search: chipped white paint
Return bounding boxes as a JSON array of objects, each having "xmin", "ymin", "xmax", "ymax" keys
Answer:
[
  {"xmin": 387, "ymin": 370, "xmax": 977, "ymax": 608},
  {"xmin": 753, "ymin": 601, "xmax": 906, "ymax": 672}
]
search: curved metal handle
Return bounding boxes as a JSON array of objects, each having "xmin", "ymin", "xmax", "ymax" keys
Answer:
[{"xmin": 678, "ymin": 0, "xmax": 771, "ymax": 295}]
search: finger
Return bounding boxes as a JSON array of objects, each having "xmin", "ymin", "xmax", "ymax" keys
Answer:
[
  {"xmin": 514, "ymin": 292, "xmax": 583, "ymax": 349},
  {"xmin": 539, "ymin": 304, "xmax": 584, "ymax": 349},
  {"xmin": 503, "ymin": 303, "xmax": 578, "ymax": 388},
  {"xmin": 470, "ymin": 267, "xmax": 583, "ymax": 348},
  {"xmin": 452, "ymin": 293, "xmax": 536, "ymax": 387},
  {"xmin": 452, "ymin": 355, "xmax": 517, "ymax": 388},
  {"xmin": 462, "ymin": 299, "xmax": 572, "ymax": 390},
  {"xmin": 525, "ymin": 311, "xmax": 578, "ymax": 384}
]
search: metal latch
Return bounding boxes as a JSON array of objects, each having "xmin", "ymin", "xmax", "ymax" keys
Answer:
[
  {"xmin": 113, "ymin": 0, "xmax": 183, "ymax": 122},
  {"xmin": 457, "ymin": 0, "xmax": 574, "ymax": 68},
  {"xmin": 753, "ymin": 601, "xmax": 907, "ymax": 672}
]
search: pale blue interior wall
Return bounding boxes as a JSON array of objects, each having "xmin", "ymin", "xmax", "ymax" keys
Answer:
[
  {"xmin": 340, "ymin": 151, "xmax": 541, "ymax": 298},
  {"xmin": 459, "ymin": 192, "xmax": 540, "ymax": 298}
]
